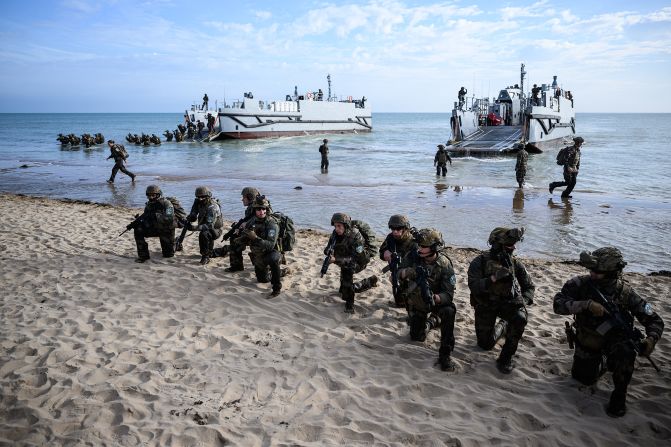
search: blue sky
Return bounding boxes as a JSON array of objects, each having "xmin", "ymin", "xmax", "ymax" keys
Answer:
[{"xmin": 1, "ymin": 0, "xmax": 670, "ymax": 112}]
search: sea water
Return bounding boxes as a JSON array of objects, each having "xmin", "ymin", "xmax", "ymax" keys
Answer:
[{"xmin": 0, "ymin": 113, "xmax": 669, "ymax": 273}]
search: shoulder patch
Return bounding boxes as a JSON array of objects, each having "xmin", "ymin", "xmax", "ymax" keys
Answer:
[
  {"xmin": 644, "ymin": 303, "xmax": 654, "ymax": 316},
  {"xmin": 268, "ymin": 228, "xmax": 276, "ymax": 238},
  {"xmin": 355, "ymin": 245, "xmax": 364, "ymax": 254}
]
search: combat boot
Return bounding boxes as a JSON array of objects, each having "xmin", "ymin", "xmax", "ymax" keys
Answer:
[
  {"xmin": 494, "ymin": 320, "xmax": 508, "ymax": 344},
  {"xmin": 426, "ymin": 313, "xmax": 440, "ymax": 332},
  {"xmin": 606, "ymin": 389, "xmax": 627, "ymax": 418},
  {"xmin": 344, "ymin": 300, "xmax": 354, "ymax": 314},
  {"xmin": 439, "ymin": 355, "xmax": 456, "ymax": 372},
  {"xmin": 200, "ymin": 255, "xmax": 210, "ymax": 265},
  {"xmin": 353, "ymin": 275, "xmax": 379, "ymax": 293},
  {"xmin": 225, "ymin": 265, "xmax": 244, "ymax": 272},
  {"xmin": 548, "ymin": 183, "xmax": 555, "ymax": 194},
  {"xmin": 269, "ymin": 287, "xmax": 281, "ymax": 298},
  {"xmin": 212, "ymin": 245, "xmax": 230, "ymax": 258},
  {"xmin": 496, "ymin": 352, "xmax": 514, "ymax": 374}
]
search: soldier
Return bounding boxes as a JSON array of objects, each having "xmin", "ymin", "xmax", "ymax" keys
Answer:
[
  {"xmin": 434, "ymin": 144, "xmax": 452, "ymax": 177},
  {"xmin": 163, "ymin": 130, "xmax": 174, "ymax": 142},
  {"xmin": 515, "ymin": 145, "xmax": 528, "ymax": 188},
  {"xmin": 458, "ymin": 86, "xmax": 467, "ymax": 109},
  {"xmin": 185, "ymin": 186, "xmax": 224, "ymax": 265},
  {"xmin": 324, "ymin": 213, "xmax": 378, "ymax": 314},
  {"xmin": 554, "ymin": 247, "xmax": 663, "ymax": 417},
  {"xmin": 132, "ymin": 185, "xmax": 176, "ymax": 263},
  {"xmin": 235, "ymin": 195, "xmax": 283, "ymax": 297},
  {"xmin": 202, "ymin": 93, "xmax": 209, "ymax": 110},
  {"xmin": 550, "ymin": 136, "xmax": 583, "ymax": 198},
  {"xmin": 467, "ymin": 227, "xmax": 534, "ymax": 374},
  {"xmin": 222, "ymin": 187, "xmax": 265, "ymax": 270},
  {"xmin": 319, "ymin": 138, "xmax": 329, "ymax": 173},
  {"xmin": 531, "ymin": 84, "xmax": 541, "ymax": 106},
  {"xmin": 106, "ymin": 140, "xmax": 135, "ymax": 183},
  {"xmin": 398, "ymin": 229, "xmax": 457, "ymax": 371},
  {"xmin": 379, "ymin": 214, "xmax": 418, "ymax": 308}
]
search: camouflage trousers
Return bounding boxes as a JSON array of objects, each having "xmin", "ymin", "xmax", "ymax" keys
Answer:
[
  {"xmin": 572, "ymin": 336, "xmax": 636, "ymax": 393},
  {"xmin": 550, "ymin": 171, "xmax": 578, "ymax": 197},
  {"xmin": 249, "ymin": 250, "xmax": 282, "ymax": 292},
  {"xmin": 436, "ymin": 163, "xmax": 448, "ymax": 176},
  {"xmin": 109, "ymin": 160, "xmax": 134, "ymax": 181},
  {"xmin": 407, "ymin": 293, "xmax": 456, "ymax": 358},
  {"xmin": 515, "ymin": 168, "xmax": 526, "ymax": 185},
  {"xmin": 134, "ymin": 227, "xmax": 175, "ymax": 259},
  {"xmin": 198, "ymin": 227, "xmax": 223, "ymax": 257},
  {"xmin": 338, "ymin": 263, "xmax": 374, "ymax": 305},
  {"xmin": 474, "ymin": 302, "xmax": 527, "ymax": 358}
]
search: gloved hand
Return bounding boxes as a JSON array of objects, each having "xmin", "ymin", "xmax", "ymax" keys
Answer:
[
  {"xmin": 126, "ymin": 222, "xmax": 134, "ymax": 230},
  {"xmin": 639, "ymin": 336, "xmax": 656, "ymax": 357},
  {"xmin": 243, "ymin": 229, "xmax": 257, "ymax": 241},
  {"xmin": 588, "ymin": 300, "xmax": 608, "ymax": 317},
  {"xmin": 491, "ymin": 268, "xmax": 511, "ymax": 282}
]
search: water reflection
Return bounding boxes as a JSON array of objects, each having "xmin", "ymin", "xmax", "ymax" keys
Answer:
[
  {"xmin": 512, "ymin": 189, "xmax": 525, "ymax": 213},
  {"xmin": 434, "ymin": 182, "xmax": 448, "ymax": 196},
  {"xmin": 547, "ymin": 197, "xmax": 574, "ymax": 225},
  {"xmin": 107, "ymin": 181, "xmax": 137, "ymax": 207}
]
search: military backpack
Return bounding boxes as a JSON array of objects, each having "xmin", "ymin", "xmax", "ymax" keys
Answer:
[
  {"xmin": 556, "ymin": 146, "xmax": 570, "ymax": 165},
  {"xmin": 351, "ymin": 219, "xmax": 378, "ymax": 259},
  {"xmin": 114, "ymin": 144, "xmax": 129, "ymax": 160},
  {"xmin": 166, "ymin": 196, "xmax": 187, "ymax": 228},
  {"xmin": 271, "ymin": 212, "xmax": 296, "ymax": 253}
]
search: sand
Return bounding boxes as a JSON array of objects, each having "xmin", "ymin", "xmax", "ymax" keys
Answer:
[{"xmin": 0, "ymin": 193, "xmax": 669, "ymax": 446}]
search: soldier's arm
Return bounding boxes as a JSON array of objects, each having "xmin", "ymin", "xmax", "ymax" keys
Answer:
[
  {"xmin": 254, "ymin": 220, "xmax": 280, "ymax": 251},
  {"xmin": 553, "ymin": 276, "xmax": 590, "ymax": 315},
  {"xmin": 467, "ymin": 255, "xmax": 490, "ymax": 296},
  {"xmin": 515, "ymin": 260, "xmax": 535, "ymax": 304},
  {"xmin": 155, "ymin": 201, "xmax": 175, "ymax": 227},
  {"xmin": 437, "ymin": 261, "xmax": 456, "ymax": 305},
  {"xmin": 379, "ymin": 235, "xmax": 391, "ymax": 261},
  {"xmin": 628, "ymin": 289, "xmax": 664, "ymax": 342},
  {"xmin": 187, "ymin": 200, "xmax": 199, "ymax": 222}
]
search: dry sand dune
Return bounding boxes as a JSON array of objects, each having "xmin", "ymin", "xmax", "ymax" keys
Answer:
[{"xmin": 1, "ymin": 193, "xmax": 669, "ymax": 446}]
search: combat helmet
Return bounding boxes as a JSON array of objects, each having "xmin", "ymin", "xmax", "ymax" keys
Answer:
[
  {"xmin": 488, "ymin": 227, "xmax": 524, "ymax": 246},
  {"xmin": 573, "ymin": 136, "xmax": 584, "ymax": 145},
  {"xmin": 195, "ymin": 186, "xmax": 211, "ymax": 197},
  {"xmin": 241, "ymin": 187, "xmax": 259, "ymax": 200},
  {"xmin": 330, "ymin": 212, "xmax": 351, "ymax": 227},
  {"xmin": 579, "ymin": 247, "xmax": 626, "ymax": 272},
  {"xmin": 388, "ymin": 214, "xmax": 410, "ymax": 229},
  {"xmin": 415, "ymin": 228, "xmax": 444, "ymax": 251},
  {"xmin": 145, "ymin": 184, "xmax": 162, "ymax": 196},
  {"xmin": 252, "ymin": 195, "xmax": 270, "ymax": 210}
]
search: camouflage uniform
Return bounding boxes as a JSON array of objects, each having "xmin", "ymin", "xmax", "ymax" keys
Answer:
[
  {"xmin": 434, "ymin": 145, "xmax": 452, "ymax": 177},
  {"xmin": 379, "ymin": 216, "xmax": 418, "ymax": 308},
  {"xmin": 467, "ymin": 227, "xmax": 534, "ymax": 373},
  {"xmin": 224, "ymin": 188, "xmax": 272, "ymax": 270},
  {"xmin": 550, "ymin": 137, "xmax": 582, "ymax": 198},
  {"xmin": 319, "ymin": 139, "xmax": 329, "ymax": 172},
  {"xmin": 399, "ymin": 229, "xmax": 457, "ymax": 370},
  {"xmin": 107, "ymin": 142, "xmax": 135, "ymax": 183},
  {"xmin": 553, "ymin": 247, "xmax": 663, "ymax": 417},
  {"xmin": 134, "ymin": 186, "xmax": 176, "ymax": 261},
  {"xmin": 186, "ymin": 188, "xmax": 224, "ymax": 262},
  {"xmin": 515, "ymin": 147, "xmax": 528, "ymax": 188}
]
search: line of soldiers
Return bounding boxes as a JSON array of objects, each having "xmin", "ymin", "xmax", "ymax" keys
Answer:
[
  {"xmin": 125, "ymin": 133, "xmax": 161, "ymax": 145},
  {"xmin": 57, "ymin": 133, "xmax": 105, "ymax": 147},
  {"xmin": 121, "ymin": 187, "xmax": 664, "ymax": 418}
]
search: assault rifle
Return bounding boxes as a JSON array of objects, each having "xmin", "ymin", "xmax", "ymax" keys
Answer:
[
  {"xmin": 499, "ymin": 253, "xmax": 523, "ymax": 301},
  {"xmin": 320, "ymin": 232, "xmax": 337, "ymax": 277},
  {"xmin": 415, "ymin": 265, "xmax": 435, "ymax": 307},
  {"xmin": 382, "ymin": 251, "xmax": 401, "ymax": 300},
  {"xmin": 565, "ymin": 321, "xmax": 575, "ymax": 349},
  {"xmin": 222, "ymin": 215, "xmax": 254, "ymax": 242},
  {"xmin": 174, "ymin": 219, "xmax": 191, "ymax": 252},
  {"xmin": 590, "ymin": 284, "xmax": 660, "ymax": 373},
  {"xmin": 118, "ymin": 214, "xmax": 144, "ymax": 237}
]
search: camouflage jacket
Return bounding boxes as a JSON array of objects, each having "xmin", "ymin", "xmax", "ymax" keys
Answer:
[
  {"xmin": 563, "ymin": 146, "xmax": 580, "ymax": 175},
  {"xmin": 515, "ymin": 149, "xmax": 528, "ymax": 172},
  {"xmin": 188, "ymin": 197, "xmax": 223, "ymax": 231},
  {"xmin": 247, "ymin": 215, "xmax": 280, "ymax": 254},
  {"xmin": 142, "ymin": 197, "xmax": 175, "ymax": 231},
  {"xmin": 319, "ymin": 144, "xmax": 329, "ymax": 157},
  {"xmin": 553, "ymin": 275, "xmax": 663, "ymax": 345},
  {"xmin": 400, "ymin": 251, "xmax": 456, "ymax": 306},
  {"xmin": 468, "ymin": 250, "xmax": 535, "ymax": 306},
  {"xmin": 333, "ymin": 227, "xmax": 368, "ymax": 270},
  {"xmin": 434, "ymin": 149, "xmax": 452, "ymax": 165}
]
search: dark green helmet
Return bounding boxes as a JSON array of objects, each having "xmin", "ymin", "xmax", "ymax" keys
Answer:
[
  {"xmin": 252, "ymin": 195, "xmax": 270, "ymax": 210},
  {"xmin": 241, "ymin": 187, "xmax": 259, "ymax": 200},
  {"xmin": 488, "ymin": 227, "xmax": 524, "ymax": 246},
  {"xmin": 579, "ymin": 247, "xmax": 626, "ymax": 272},
  {"xmin": 195, "ymin": 186, "xmax": 211, "ymax": 197},
  {"xmin": 388, "ymin": 214, "xmax": 410, "ymax": 229},
  {"xmin": 331, "ymin": 212, "xmax": 351, "ymax": 227},
  {"xmin": 145, "ymin": 184, "xmax": 161, "ymax": 196},
  {"xmin": 416, "ymin": 228, "xmax": 444, "ymax": 249}
]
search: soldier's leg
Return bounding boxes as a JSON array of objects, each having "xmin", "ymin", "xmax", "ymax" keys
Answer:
[
  {"xmin": 109, "ymin": 164, "xmax": 120, "ymax": 182},
  {"xmin": 353, "ymin": 273, "xmax": 378, "ymax": 294},
  {"xmin": 571, "ymin": 344, "xmax": 604, "ymax": 386},
  {"xmin": 436, "ymin": 165, "xmax": 440, "ymax": 176},
  {"xmin": 562, "ymin": 173, "xmax": 577, "ymax": 198},
  {"xmin": 474, "ymin": 306, "xmax": 501, "ymax": 350},
  {"xmin": 436, "ymin": 302, "xmax": 456, "ymax": 370},
  {"xmin": 407, "ymin": 294, "xmax": 428, "ymax": 341},
  {"xmin": 226, "ymin": 238, "xmax": 246, "ymax": 272},
  {"xmin": 119, "ymin": 164, "xmax": 134, "ymax": 179},
  {"xmin": 441, "ymin": 165, "xmax": 447, "ymax": 176},
  {"xmin": 340, "ymin": 267, "xmax": 355, "ymax": 313},
  {"xmin": 158, "ymin": 229, "xmax": 175, "ymax": 258},
  {"xmin": 605, "ymin": 339, "xmax": 637, "ymax": 417},
  {"xmin": 252, "ymin": 252, "xmax": 270, "ymax": 283},
  {"xmin": 267, "ymin": 251, "xmax": 282, "ymax": 296},
  {"xmin": 497, "ymin": 305, "xmax": 528, "ymax": 372},
  {"xmin": 134, "ymin": 227, "xmax": 154, "ymax": 261}
]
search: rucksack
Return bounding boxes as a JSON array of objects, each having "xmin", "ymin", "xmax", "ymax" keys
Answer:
[
  {"xmin": 115, "ymin": 144, "xmax": 129, "ymax": 160},
  {"xmin": 271, "ymin": 212, "xmax": 296, "ymax": 252},
  {"xmin": 556, "ymin": 146, "xmax": 570, "ymax": 165},
  {"xmin": 166, "ymin": 196, "xmax": 187, "ymax": 227},
  {"xmin": 351, "ymin": 219, "xmax": 378, "ymax": 259}
]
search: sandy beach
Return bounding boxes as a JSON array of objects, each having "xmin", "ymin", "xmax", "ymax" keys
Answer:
[{"xmin": 1, "ymin": 192, "xmax": 669, "ymax": 446}]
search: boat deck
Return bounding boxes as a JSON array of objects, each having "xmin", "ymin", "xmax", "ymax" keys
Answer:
[{"xmin": 448, "ymin": 125, "xmax": 523, "ymax": 156}]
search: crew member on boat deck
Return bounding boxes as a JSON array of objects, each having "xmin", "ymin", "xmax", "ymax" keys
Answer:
[
  {"xmin": 458, "ymin": 87, "xmax": 467, "ymax": 109},
  {"xmin": 202, "ymin": 93, "xmax": 209, "ymax": 110},
  {"xmin": 531, "ymin": 84, "xmax": 541, "ymax": 106},
  {"xmin": 317, "ymin": 89, "xmax": 323, "ymax": 101}
]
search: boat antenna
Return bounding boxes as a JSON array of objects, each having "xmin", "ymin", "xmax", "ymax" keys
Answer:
[
  {"xmin": 520, "ymin": 63, "xmax": 526, "ymax": 108},
  {"xmin": 327, "ymin": 74, "xmax": 332, "ymax": 101}
]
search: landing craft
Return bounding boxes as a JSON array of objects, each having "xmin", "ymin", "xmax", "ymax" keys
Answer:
[{"xmin": 448, "ymin": 63, "xmax": 576, "ymax": 156}]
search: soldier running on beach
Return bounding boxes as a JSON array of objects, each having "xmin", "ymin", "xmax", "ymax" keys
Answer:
[{"xmin": 106, "ymin": 140, "xmax": 135, "ymax": 183}]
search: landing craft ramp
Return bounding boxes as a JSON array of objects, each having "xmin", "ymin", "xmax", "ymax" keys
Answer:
[{"xmin": 447, "ymin": 125, "xmax": 524, "ymax": 156}]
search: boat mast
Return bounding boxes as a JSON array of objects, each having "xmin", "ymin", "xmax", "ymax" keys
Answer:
[
  {"xmin": 520, "ymin": 63, "xmax": 526, "ymax": 110},
  {"xmin": 327, "ymin": 74, "xmax": 332, "ymax": 101}
]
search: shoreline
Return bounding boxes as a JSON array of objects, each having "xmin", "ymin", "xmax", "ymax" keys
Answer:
[{"xmin": 1, "ymin": 192, "xmax": 670, "ymax": 445}]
